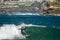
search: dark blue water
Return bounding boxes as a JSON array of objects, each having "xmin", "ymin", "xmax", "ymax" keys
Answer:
[{"xmin": 0, "ymin": 15, "xmax": 60, "ymax": 27}]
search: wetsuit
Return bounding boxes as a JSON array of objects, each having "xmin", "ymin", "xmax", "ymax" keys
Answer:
[{"xmin": 21, "ymin": 27, "xmax": 26, "ymax": 35}]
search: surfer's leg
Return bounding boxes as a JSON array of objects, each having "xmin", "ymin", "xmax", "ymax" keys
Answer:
[{"xmin": 21, "ymin": 29, "xmax": 26, "ymax": 35}]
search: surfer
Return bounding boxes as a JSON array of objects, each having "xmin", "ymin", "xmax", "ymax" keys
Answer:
[
  {"xmin": 18, "ymin": 25, "xmax": 30, "ymax": 37},
  {"xmin": 18, "ymin": 26, "xmax": 26, "ymax": 35},
  {"xmin": 21, "ymin": 26, "xmax": 26, "ymax": 35}
]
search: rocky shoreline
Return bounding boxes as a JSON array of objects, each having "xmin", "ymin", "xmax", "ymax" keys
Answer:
[
  {"xmin": 0, "ymin": 7, "xmax": 60, "ymax": 16},
  {"xmin": 0, "ymin": 1, "xmax": 60, "ymax": 16}
]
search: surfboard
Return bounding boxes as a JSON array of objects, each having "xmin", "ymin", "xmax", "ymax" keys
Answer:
[{"xmin": 24, "ymin": 35, "xmax": 30, "ymax": 37}]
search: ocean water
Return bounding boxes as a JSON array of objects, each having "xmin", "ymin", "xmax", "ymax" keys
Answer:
[{"xmin": 0, "ymin": 14, "xmax": 60, "ymax": 40}]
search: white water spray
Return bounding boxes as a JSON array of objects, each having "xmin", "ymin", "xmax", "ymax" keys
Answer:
[{"xmin": 0, "ymin": 24, "xmax": 26, "ymax": 39}]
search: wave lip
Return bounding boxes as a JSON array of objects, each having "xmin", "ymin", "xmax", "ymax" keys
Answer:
[{"xmin": 18, "ymin": 23, "xmax": 47, "ymax": 28}]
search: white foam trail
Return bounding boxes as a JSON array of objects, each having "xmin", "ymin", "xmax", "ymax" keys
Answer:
[
  {"xmin": 8, "ymin": 12, "xmax": 40, "ymax": 15},
  {"xmin": 18, "ymin": 23, "xmax": 46, "ymax": 28},
  {"xmin": 0, "ymin": 24, "xmax": 26, "ymax": 39}
]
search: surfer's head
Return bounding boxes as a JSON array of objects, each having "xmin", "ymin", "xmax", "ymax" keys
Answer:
[
  {"xmin": 21, "ymin": 26, "xmax": 26, "ymax": 30},
  {"xmin": 18, "ymin": 25, "xmax": 26, "ymax": 30}
]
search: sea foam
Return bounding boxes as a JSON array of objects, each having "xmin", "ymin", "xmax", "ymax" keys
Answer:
[{"xmin": 0, "ymin": 24, "xmax": 26, "ymax": 39}]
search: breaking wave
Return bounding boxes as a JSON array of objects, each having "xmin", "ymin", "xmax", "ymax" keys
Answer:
[
  {"xmin": 0, "ymin": 23, "xmax": 59, "ymax": 40},
  {"xmin": 8, "ymin": 12, "xmax": 40, "ymax": 15},
  {"xmin": 0, "ymin": 24, "xmax": 26, "ymax": 40},
  {"xmin": 0, "ymin": 23, "xmax": 46, "ymax": 39}
]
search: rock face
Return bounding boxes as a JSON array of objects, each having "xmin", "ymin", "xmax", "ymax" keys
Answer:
[
  {"xmin": 39, "ymin": 1, "xmax": 50, "ymax": 14},
  {"xmin": 46, "ymin": 0, "xmax": 56, "ymax": 2},
  {"xmin": 0, "ymin": 0, "xmax": 60, "ymax": 15},
  {"xmin": 0, "ymin": 0, "xmax": 3, "ymax": 4}
]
